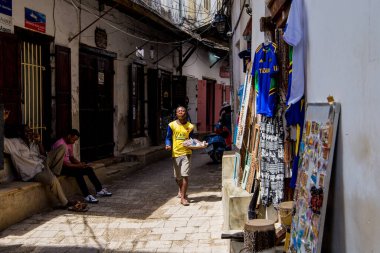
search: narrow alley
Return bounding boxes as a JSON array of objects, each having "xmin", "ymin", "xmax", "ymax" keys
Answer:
[{"xmin": 0, "ymin": 151, "xmax": 228, "ymax": 253}]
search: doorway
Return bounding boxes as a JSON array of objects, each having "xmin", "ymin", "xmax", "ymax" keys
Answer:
[
  {"xmin": 0, "ymin": 32, "xmax": 21, "ymax": 126},
  {"xmin": 79, "ymin": 46, "xmax": 115, "ymax": 162},
  {"xmin": 129, "ymin": 63, "xmax": 145, "ymax": 139},
  {"xmin": 147, "ymin": 69, "xmax": 173, "ymax": 145},
  {"xmin": 0, "ymin": 28, "xmax": 52, "ymax": 147},
  {"xmin": 205, "ymin": 78, "xmax": 216, "ymax": 131}
]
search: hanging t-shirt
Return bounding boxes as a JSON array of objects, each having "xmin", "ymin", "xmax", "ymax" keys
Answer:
[
  {"xmin": 165, "ymin": 121, "xmax": 194, "ymax": 158},
  {"xmin": 252, "ymin": 42, "xmax": 279, "ymax": 117},
  {"xmin": 285, "ymin": 47, "xmax": 305, "ymax": 126},
  {"xmin": 238, "ymin": 49, "xmax": 251, "ymax": 73},
  {"xmin": 285, "ymin": 48, "xmax": 306, "ymax": 188},
  {"xmin": 283, "ymin": 0, "xmax": 304, "ymax": 106}
]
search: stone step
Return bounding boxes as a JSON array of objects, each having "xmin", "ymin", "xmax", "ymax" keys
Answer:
[
  {"xmin": 0, "ymin": 159, "xmax": 148, "ymax": 231},
  {"xmin": 121, "ymin": 145, "xmax": 171, "ymax": 165},
  {"xmin": 0, "ymin": 144, "xmax": 172, "ymax": 231}
]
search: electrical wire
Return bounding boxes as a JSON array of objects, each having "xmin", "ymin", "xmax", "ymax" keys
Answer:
[
  {"xmin": 136, "ymin": 0, "xmax": 219, "ymax": 25},
  {"xmin": 153, "ymin": 0, "xmax": 218, "ymax": 15},
  {"xmin": 188, "ymin": 0, "xmax": 219, "ymax": 24},
  {"xmin": 68, "ymin": 0, "xmax": 216, "ymax": 36},
  {"xmin": 183, "ymin": 48, "xmax": 199, "ymax": 67},
  {"xmin": 69, "ymin": 0, "xmax": 193, "ymax": 44},
  {"xmin": 68, "ymin": 0, "xmax": 223, "ymax": 50},
  {"xmin": 231, "ymin": 0, "xmax": 247, "ymax": 36}
]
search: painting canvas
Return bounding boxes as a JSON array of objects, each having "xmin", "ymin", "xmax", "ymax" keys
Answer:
[{"xmin": 289, "ymin": 103, "xmax": 340, "ymax": 253}]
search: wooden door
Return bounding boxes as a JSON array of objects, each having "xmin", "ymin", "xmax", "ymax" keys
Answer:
[
  {"xmin": 79, "ymin": 48, "xmax": 114, "ymax": 161},
  {"xmin": 206, "ymin": 79, "xmax": 216, "ymax": 131},
  {"xmin": 147, "ymin": 69, "xmax": 160, "ymax": 145},
  {"xmin": 197, "ymin": 80, "xmax": 206, "ymax": 132},
  {"xmin": 172, "ymin": 75, "xmax": 187, "ymax": 109},
  {"xmin": 225, "ymin": 85, "xmax": 231, "ymax": 104},
  {"xmin": 16, "ymin": 27, "xmax": 53, "ymax": 147},
  {"xmin": 55, "ymin": 45, "xmax": 71, "ymax": 139},
  {"xmin": 129, "ymin": 63, "xmax": 145, "ymax": 138},
  {"xmin": 160, "ymin": 71, "xmax": 172, "ymax": 142},
  {"xmin": 0, "ymin": 32, "xmax": 21, "ymax": 125},
  {"xmin": 186, "ymin": 76, "xmax": 198, "ymax": 127},
  {"xmin": 214, "ymin": 83, "xmax": 223, "ymax": 124}
]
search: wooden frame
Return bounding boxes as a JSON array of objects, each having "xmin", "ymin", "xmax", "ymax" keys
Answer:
[
  {"xmin": 245, "ymin": 123, "xmax": 261, "ymax": 193},
  {"xmin": 289, "ymin": 103, "xmax": 341, "ymax": 253}
]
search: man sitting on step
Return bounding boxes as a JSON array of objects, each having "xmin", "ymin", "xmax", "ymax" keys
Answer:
[
  {"xmin": 3, "ymin": 112, "xmax": 86, "ymax": 212},
  {"xmin": 51, "ymin": 129, "xmax": 112, "ymax": 204}
]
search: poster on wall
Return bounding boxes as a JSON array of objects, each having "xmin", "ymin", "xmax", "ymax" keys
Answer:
[
  {"xmin": 25, "ymin": 7, "xmax": 46, "ymax": 33},
  {"xmin": 289, "ymin": 102, "xmax": 340, "ymax": 253},
  {"xmin": 0, "ymin": 0, "xmax": 13, "ymax": 33}
]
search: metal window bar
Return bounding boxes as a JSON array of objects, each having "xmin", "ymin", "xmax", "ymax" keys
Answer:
[{"xmin": 21, "ymin": 41, "xmax": 45, "ymax": 141}]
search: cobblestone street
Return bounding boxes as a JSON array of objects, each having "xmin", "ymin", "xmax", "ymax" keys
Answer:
[{"xmin": 0, "ymin": 151, "xmax": 228, "ymax": 253}]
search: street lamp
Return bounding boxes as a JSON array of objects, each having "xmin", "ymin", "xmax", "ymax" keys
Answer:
[{"xmin": 213, "ymin": 13, "xmax": 227, "ymax": 34}]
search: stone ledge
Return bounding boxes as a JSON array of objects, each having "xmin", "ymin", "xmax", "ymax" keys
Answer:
[
  {"xmin": 0, "ymin": 180, "xmax": 50, "ymax": 231},
  {"xmin": 222, "ymin": 179, "xmax": 252, "ymax": 231},
  {"xmin": 121, "ymin": 145, "xmax": 171, "ymax": 165},
  {"xmin": 0, "ymin": 160, "xmax": 144, "ymax": 231}
]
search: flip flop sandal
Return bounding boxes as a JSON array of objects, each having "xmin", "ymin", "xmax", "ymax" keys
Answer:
[
  {"xmin": 68, "ymin": 203, "xmax": 89, "ymax": 212},
  {"xmin": 77, "ymin": 202, "xmax": 88, "ymax": 209},
  {"xmin": 180, "ymin": 200, "xmax": 190, "ymax": 206},
  {"xmin": 69, "ymin": 200, "xmax": 88, "ymax": 209}
]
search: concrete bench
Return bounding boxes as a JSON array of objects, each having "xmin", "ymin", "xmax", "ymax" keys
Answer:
[
  {"xmin": 0, "ymin": 146, "xmax": 169, "ymax": 231},
  {"xmin": 0, "ymin": 157, "xmax": 104, "ymax": 231}
]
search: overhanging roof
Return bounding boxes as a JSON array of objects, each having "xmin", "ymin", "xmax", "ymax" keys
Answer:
[
  {"xmin": 113, "ymin": 0, "xmax": 191, "ymax": 41},
  {"xmin": 112, "ymin": 0, "xmax": 229, "ymax": 52},
  {"xmin": 194, "ymin": 23, "xmax": 229, "ymax": 50}
]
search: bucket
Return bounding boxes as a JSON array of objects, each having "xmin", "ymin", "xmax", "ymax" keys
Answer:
[{"xmin": 278, "ymin": 201, "xmax": 293, "ymax": 226}]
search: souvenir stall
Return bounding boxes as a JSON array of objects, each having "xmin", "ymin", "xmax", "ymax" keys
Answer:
[{"xmin": 223, "ymin": 0, "xmax": 340, "ymax": 252}]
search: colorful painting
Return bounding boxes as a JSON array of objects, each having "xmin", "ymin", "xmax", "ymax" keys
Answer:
[{"xmin": 289, "ymin": 103, "xmax": 340, "ymax": 253}]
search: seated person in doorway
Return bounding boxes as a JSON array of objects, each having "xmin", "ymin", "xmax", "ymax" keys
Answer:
[
  {"xmin": 3, "ymin": 111, "xmax": 86, "ymax": 212},
  {"xmin": 51, "ymin": 129, "xmax": 112, "ymax": 204}
]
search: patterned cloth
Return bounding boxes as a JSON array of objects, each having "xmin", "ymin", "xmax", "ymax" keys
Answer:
[
  {"xmin": 259, "ymin": 115, "xmax": 285, "ymax": 207},
  {"xmin": 243, "ymin": 230, "xmax": 276, "ymax": 253}
]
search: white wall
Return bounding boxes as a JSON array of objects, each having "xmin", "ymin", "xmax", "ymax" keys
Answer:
[
  {"xmin": 182, "ymin": 45, "xmax": 230, "ymax": 85},
  {"xmin": 251, "ymin": 0, "xmax": 265, "ymax": 58},
  {"xmin": 9, "ymin": 0, "xmax": 181, "ymax": 155},
  {"xmin": 9, "ymin": 0, "xmax": 227, "ymax": 156},
  {"xmin": 249, "ymin": 0, "xmax": 380, "ymax": 251},
  {"xmin": 304, "ymin": 0, "xmax": 380, "ymax": 252},
  {"xmin": 230, "ymin": 0, "xmax": 258, "ymax": 121}
]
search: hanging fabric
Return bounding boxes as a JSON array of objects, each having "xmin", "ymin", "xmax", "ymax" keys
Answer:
[{"xmin": 259, "ymin": 114, "xmax": 285, "ymax": 207}]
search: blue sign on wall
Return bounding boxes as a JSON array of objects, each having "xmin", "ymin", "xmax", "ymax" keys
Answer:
[
  {"xmin": 0, "ymin": 0, "xmax": 12, "ymax": 16},
  {"xmin": 25, "ymin": 7, "xmax": 46, "ymax": 33}
]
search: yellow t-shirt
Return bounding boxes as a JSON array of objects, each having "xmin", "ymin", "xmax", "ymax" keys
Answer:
[{"xmin": 168, "ymin": 120, "xmax": 194, "ymax": 157}]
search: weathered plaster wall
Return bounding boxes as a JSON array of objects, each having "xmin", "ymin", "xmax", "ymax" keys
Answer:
[
  {"xmin": 303, "ymin": 0, "xmax": 380, "ymax": 252},
  {"xmin": 10, "ymin": 0, "xmax": 180, "ymax": 156},
  {"xmin": 230, "ymin": 0, "xmax": 254, "ymax": 124},
  {"xmin": 182, "ymin": 45, "xmax": 230, "ymax": 85},
  {"xmin": 250, "ymin": 0, "xmax": 380, "ymax": 251},
  {"xmin": 9, "ymin": 0, "xmax": 230, "ymax": 157}
]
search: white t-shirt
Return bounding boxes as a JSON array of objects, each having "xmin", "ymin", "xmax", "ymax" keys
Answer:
[
  {"xmin": 4, "ymin": 138, "xmax": 45, "ymax": 181},
  {"xmin": 283, "ymin": 0, "xmax": 304, "ymax": 105}
]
